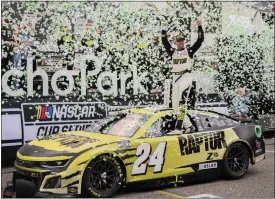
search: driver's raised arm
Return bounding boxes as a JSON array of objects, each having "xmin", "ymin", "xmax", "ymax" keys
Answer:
[
  {"xmin": 188, "ymin": 25, "xmax": 204, "ymax": 59},
  {"xmin": 161, "ymin": 29, "xmax": 174, "ymax": 57}
]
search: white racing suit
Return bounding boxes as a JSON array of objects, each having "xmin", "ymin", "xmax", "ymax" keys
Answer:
[
  {"xmin": 162, "ymin": 25, "xmax": 204, "ymax": 130},
  {"xmin": 171, "ymin": 49, "xmax": 194, "ymax": 130},
  {"xmin": 172, "ymin": 48, "xmax": 193, "ymax": 112}
]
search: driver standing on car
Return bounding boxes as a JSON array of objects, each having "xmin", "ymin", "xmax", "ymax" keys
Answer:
[{"xmin": 161, "ymin": 19, "xmax": 204, "ymax": 132}]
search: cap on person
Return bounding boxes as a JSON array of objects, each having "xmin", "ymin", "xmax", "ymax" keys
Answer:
[{"xmin": 176, "ymin": 34, "xmax": 184, "ymax": 42}]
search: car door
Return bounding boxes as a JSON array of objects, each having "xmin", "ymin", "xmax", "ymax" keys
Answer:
[
  {"xmin": 127, "ymin": 112, "xmax": 235, "ymax": 183},
  {"xmin": 177, "ymin": 112, "xmax": 236, "ymax": 171},
  {"xmin": 127, "ymin": 114, "xmax": 195, "ymax": 183}
]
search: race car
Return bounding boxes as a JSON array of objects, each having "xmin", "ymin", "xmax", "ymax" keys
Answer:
[{"xmin": 3, "ymin": 107, "xmax": 265, "ymax": 198}]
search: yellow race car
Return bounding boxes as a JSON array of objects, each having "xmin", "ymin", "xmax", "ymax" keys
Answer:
[{"xmin": 4, "ymin": 107, "xmax": 265, "ymax": 198}]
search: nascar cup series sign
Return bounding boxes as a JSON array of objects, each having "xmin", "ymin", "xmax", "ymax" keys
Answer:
[{"xmin": 21, "ymin": 102, "xmax": 107, "ymax": 143}]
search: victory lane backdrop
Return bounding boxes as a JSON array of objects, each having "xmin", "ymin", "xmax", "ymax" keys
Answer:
[{"xmin": 1, "ymin": 2, "xmax": 274, "ymax": 160}]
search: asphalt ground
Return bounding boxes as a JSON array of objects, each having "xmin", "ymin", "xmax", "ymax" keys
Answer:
[{"xmin": 1, "ymin": 138, "xmax": 274, "ymax": 198}]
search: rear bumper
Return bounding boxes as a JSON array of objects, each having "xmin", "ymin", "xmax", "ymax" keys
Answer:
[{"xmin": 255, "ymin": 153, "xmax": 265, "ymax": 163}]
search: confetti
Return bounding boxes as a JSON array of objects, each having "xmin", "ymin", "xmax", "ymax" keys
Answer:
[{"xmin": 1, "ymin": 1, "xmax": 274, "ymax": 119}]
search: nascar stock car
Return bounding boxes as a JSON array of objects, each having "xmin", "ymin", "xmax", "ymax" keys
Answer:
[{"xmin": 3, "ymin": 107, "xmax": 265, "ymax": 198}]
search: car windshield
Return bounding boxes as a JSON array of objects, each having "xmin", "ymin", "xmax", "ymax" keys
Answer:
[{"xmin": 85, "ymin": 112, "xmax": 149, "ymax": 137}]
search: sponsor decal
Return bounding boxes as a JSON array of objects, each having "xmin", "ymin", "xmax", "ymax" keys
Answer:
[
  {"xmin": 23, "ymin": 102, "xmax": 107, "ymax": 122},
  {"xmin": 21, "ymin": 102, "xmax": 107, "ymax": 143},
  {"xmin": 178, "ymin": 131, "xmax": 227, "ymax": 156},
  {"xmin": 173, "ymin": 58, "xmax": 187, "ymax": 65},
  {"xmin": 206, "ymin": 152, "xmax": 219, "ymax": 160},
  {"xmin": 36, "ymin": 104, "xmax": 96, "ymax": 120},
  {"xmin": 198, "ymin": 162, "xmax": 218, "ymax": 170},
  {"xmin": 41, "ymin": 134, "xmax": 99, "ymax": 148},
  {"xmin": 36, "ymin": 124, "xmax": 93, "ymax": 137}
]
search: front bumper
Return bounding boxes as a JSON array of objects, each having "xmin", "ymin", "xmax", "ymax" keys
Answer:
[
  {"xmin": 36, "ymin": 191, "xmax": 79, "ymax": 198},
  {"xmin": 3, "ymin": 187, "xmax": 79, "ymax": 198},
  {"xmin": 3, "ymin": 170, "xmax": 80, "ymax": 198}
]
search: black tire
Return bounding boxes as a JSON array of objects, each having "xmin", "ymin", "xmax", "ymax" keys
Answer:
[
  {"xmin": 222, "ymin": 142, "xmax": 249, "ymax": 180},
  {"xmin": 82, "ymin": 154, "xmax": 124, "ymax": 198}
]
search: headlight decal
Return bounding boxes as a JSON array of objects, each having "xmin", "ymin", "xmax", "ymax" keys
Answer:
[
  {"xmin": 16, "ymin": 157, "xmax": 71, "ymax": 169},
  {"xmin": 16, "ymin": 157, "xmax": 39, "ymax": 167},
  {"xmin": 40, "ymin": 159, "xmax": 70, "ymax": 168}
]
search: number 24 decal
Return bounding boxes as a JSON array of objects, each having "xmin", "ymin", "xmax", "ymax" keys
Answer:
[{"xmin": 131, "ymin": 142, "xmax": 167, "ymax": 175}]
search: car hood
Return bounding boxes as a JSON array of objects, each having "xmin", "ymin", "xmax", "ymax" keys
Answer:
[{"xmin": 18, "ymin": 131, "xmax": 127, "ymax": 158}]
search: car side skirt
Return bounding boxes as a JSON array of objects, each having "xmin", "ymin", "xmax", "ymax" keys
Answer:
[{"xmin": 126, "ymin": 161, "xmax": 222, "ymax": 188}]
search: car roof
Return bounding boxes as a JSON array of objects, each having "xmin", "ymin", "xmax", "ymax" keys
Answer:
[{"xmin": 129, "ymin": 107, "xmax": 173, "ymax": 114}]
